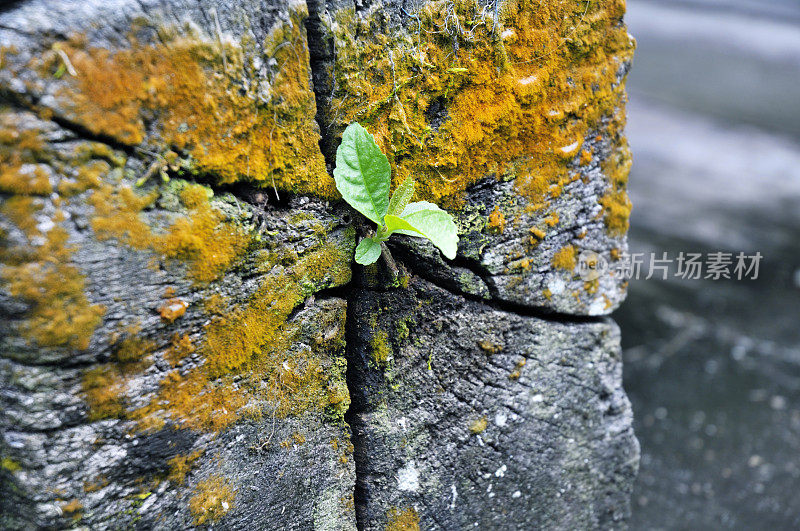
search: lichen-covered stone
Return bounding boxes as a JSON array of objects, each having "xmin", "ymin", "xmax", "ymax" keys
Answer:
[
  {"xmin": 1, "ymin": 0, "xmax": 638, "ymax": 529},
  {"xmin": 346, "ymin": 276, "xmax": 637, "ymax": 529}
]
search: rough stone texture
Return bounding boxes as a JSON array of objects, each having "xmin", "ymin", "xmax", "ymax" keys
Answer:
[
  {"xmin": 0, "ymin": 0, "xmax": 638, "ymax": 529},
  {"xmin": 347, "ymin": 276, "xmax": 637, "ymax": 529}
]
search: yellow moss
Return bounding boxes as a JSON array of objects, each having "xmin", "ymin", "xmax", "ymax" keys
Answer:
[
  {"xmin": 371, "ymin": 330, "xmax": 391, "ymax": 366},
  {"xmin": 58, "ymin": 160, "xmax": 109, "ymax": 197},
  {"xmin": 386, "ymin": 507, "xmax": 420, "ymax": 531},
  {"xmin": 166, "ymin": 333, "xmax": 196, "ymax": 366},
  {"xmin": 112, "ymin": 328, "xmax": 156, "ymax": 368},
  {"xmin": 2, "ymin": 225, "xmax": 106, "ymax": 349},
  {"xmin": 328, "ymin": 0, "xmax": 634, "ymax": 208},
  {"xmin": 167, "ymin": 449, "xmax": 204, "ymax": 485},
  {"xmin": 131, "ymin": 240, "xmax": 352, "ymax": 432},
  {"xmin": 598, "ymin": 142, "xmax": 632, "ymax": 235},
  {"xmin": 189, "ymin": 474, "xmax": 236, "ymax": 525},
  {"xmin": 203, "ymin": 293, "xmax": 228, "ymax": 315},
  {"xmin": 82, "ymin": 365, "xmax": 126, "ymax": 420},
  {"xmin": 468, "ymin": 416, "xmax": 488, "ymax": 434},
  {"xmin": 544, "ymin": 212, "xmax": 559, "ymax": 227},
  {"xmin": 90, "ymin": 182, "xmax": 250, "ymax": 284},
  {"xmin": 0, "ymin": 114, "xmax": 106, "ymax": 351},
  {"xmin": 551, "ymin": 245, "xmax": 577, "ymax": 270},
  {"xmin": 37, "ymin": 10, "xmax": 330, "ymax": 195},
  {"xmin": 584, "ymin": 279, "xmax": 598, "ymax": 294},
  {"xmin": 487, "ymin": 206, "xmax": 506, "ymax": 233},
  {"xmin": 1, "ymin": 457, "xmax": 21, "ymax": 473},
  {"xmin": 0, "ymin": 196, "xmax": 41, "ymax": 237},
  {"xmin": 477, "ymin": 339, "xmax": 503, "ymax": 354},
  {"xmin": 542, "ymin": 288, "xmax": 552, "ymax": 299},
  {"xmin": 60, "ymin": 499, "xmax": 83, "ymax": 518}
]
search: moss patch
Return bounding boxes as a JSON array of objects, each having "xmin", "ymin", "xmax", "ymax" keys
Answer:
[{"xmin": 326, "ymin": 0, "xmax": 633, "ymax": 213}]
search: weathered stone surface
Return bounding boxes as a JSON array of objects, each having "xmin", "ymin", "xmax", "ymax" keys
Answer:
[
  {"xmin": 347, "ymin": 276, "xmax": 637, "ymax": 529},
  {"xmin": 1, "ymin": 0, "xmax": 638, "ymax": 529},
  {"xmin": 307, "ymin": 0, "xmax": 634, "ymax": 315},
  {"xmin": 0, "ymin": 104, "xmax": 356, "ymax": 529}
]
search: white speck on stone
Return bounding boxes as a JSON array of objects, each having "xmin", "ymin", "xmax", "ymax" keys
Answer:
[
  {"xmin": 560, "ymin": 141, "xmax": 580, "ymax": 154},
  {"xmin": 494, "ymin": 412, "xmax": 507, "ymax": 427},
  {"xmin": 547, "ymin": 277, "xmax": 565, "ymax": 295},
  {"xmin": 518, "ymin": 75, "xmax": 537, "ymax": 85},
  {"xmin": 486, "ymin": 483, "xmax": 492, "ymax": 493},
  {"xmin": 397, "ymin": 462, "xmax": 420, "ymax": 492},
  {"xmin": 495, "ymin": 464, "xmax": 507, "ymax": 477},
  {"xmin": 397, "ymin": 416, "xmax": 409, "ymax": 430},
  {"xmin": 36, "ymin": 217, "xmax": 55, "ymax": 234},
  {"xmin": 221, "ymin": 501, "xmax": 229, "ymax": 511},
  {"xmin": 449, "ymin": 484, "xmax": 458, "ymax": 510},
  {"xmin": 512, "ymin": 490, "xmax": 522, "ymax": 498},
  {"xmin": 501, "ymin": 29, "xmax": 515, "ymax": 40},
  {"xmin": 588, "ymin": 298, "xmax": 606, "ymax": 316},
  {"xmin": 531, "ymin": 393, "xmax": 544, "ymax": 403}
]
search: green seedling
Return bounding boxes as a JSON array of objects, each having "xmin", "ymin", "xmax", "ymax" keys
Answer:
[{"xmin": 333, "ymin": 123, "xmax": 458, "ymax": 266}]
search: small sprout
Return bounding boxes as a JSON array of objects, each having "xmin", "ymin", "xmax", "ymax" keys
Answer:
[{"xmin": 333, "ymin": 123, "xmax": 458, "ymax": 265}]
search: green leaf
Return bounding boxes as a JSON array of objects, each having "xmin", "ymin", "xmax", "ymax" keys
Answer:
[
  {"xmin": 333, "ymin": 123, "xmax": 391, "ymax": 224},
  {"xmin": 385, "ymin": 206, "xmax": 458, "ymax": 260},
  {"xmin": 387, "ymin": 177, "xmax": 415, "ymax": 217},
  {"xmin": 355, "ymin": 237, "xmax": 383, "ymax": 265}
]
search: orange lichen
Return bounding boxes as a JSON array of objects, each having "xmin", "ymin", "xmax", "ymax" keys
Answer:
[
  {"xmin": 39, "ymin": 9, "xmax": 330, "ymax": 195},
  {"xmin": 580, "ymin": 148, "xmax": 593, "ymax": 166},
  {"xmin": 2, "ymin": 222, "xmax": 106, "ymax": 349},
  {"xmin": 386, "ymin": 507, "xmax": 420, "ymax": 531},
  {"xmin": 189, "ymin": 475, "xmax": 236, "ymax": 525},
  {"xmin": 487, "ymin": 206, "xmax": 506, "ymax": 233},
  {"xmin": 167, "ymin": 449, "xmax": 204, "ymax": 485},
  {"xmin": 328, "ymin": 0, "xmax": 634, "ymax": 208},
  {"xmin": 131, "ymin": 239, "xmax": 352, "ymax": 432},
  {"xmin": 60, "ymin": 499, "xmax": 83, "ymax": 519},
  {"xmin": 477, "ymin": 339, "xmax": 503, "ymax": 354},
  {"xmin": 159, "ymin": 298, "xmax": 188, "ymax": 322},
  {"xmin": 90, "ymin": 183, "xmax": 250, "ymax": 284},
  {"xmin": 551, "ymin": 245, "xmax": 577, "ymax": 270}
]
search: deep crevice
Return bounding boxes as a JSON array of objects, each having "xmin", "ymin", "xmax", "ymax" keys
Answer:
[
  {"xmin": 389, "ymin": 241, "xmax": 607, "ymax": 325},
  {"xmin": 303, "ymin": 0, "xmax": 338, "ymax": 168},
  {"xmin": 343, "ymin": 289, "xmax": 369, "ymax": 531}
]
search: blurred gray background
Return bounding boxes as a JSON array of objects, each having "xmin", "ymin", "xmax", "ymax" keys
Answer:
[{"xmin": 619, "ymin": 0, "xmax": 800, "ymax": 528}]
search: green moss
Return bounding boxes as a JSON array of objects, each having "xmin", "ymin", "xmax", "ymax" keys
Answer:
[
  {"xmin": 371, "ymin": 330, "xmax": 392, "ymax": 367},
  {"xmin": 1, "ymin": 457, "xmax": 21, "ymax": 473}
]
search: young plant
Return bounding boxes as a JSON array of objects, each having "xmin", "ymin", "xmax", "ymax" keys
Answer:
[{"xmin": 333, "ymin": 123, "xmax": 458, "ymax": 265}]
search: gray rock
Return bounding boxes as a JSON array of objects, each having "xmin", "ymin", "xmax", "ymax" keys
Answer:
[{"xmin": 0, "ymin": 0, "xmax": 638, "ymax": 529}]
